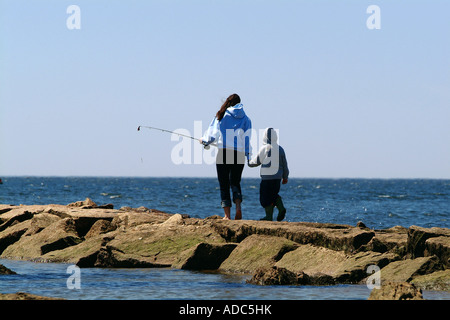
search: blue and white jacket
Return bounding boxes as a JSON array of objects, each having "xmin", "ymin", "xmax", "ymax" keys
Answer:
[{"xmin": 202, "ymin": 103, "xmax": 252, "ymax": 157}]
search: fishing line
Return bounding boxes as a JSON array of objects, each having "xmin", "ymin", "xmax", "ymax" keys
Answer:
[{"xmin": 137, "ymin": 125, "xmax": 216, "ymax": 149}]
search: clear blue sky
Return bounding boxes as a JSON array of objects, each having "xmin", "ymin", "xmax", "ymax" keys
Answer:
[{"xmin": 1, "ymin": 0, "xmax": 449, "ymax": 178}]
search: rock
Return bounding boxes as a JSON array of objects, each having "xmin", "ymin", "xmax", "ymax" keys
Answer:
[
  {"xmin": 378, "ymin": 255, "xmax": 442, "ymax": 283},
  {"xmin": 93, "ymin": 246, "xmax": 171, "ymax": 268},
  {"xmin": 84, "ymin": 219, "xmax": 116, "ymax": 238},
  {"xmin": 211, "ymin": 220, "xmax": 375, "ymax": 253},
  {"xmin": 1, "ymin": 218, "xmax": 82, "ymax": 259},
  {"xmin": 219, "ymin": 235, "xmax": 298, "ymax": 274},
  {"xmin": 247, "ymin": 266, "xmax": 335, "ymax": 286},
  {"xmin": 411, "ymin": 269, "xmax": 450, "ymax": 291},
  {"xmin": 205, "ymin": 215, "xmax": 223, "ymax": 220},
  {"xmin": 0, "ymin": 220, "xmax": 31, "ymax": 255},
  {"xmin": 136, "ymin": 206, "xmax": 152, "ymax": 212},
  {"xmin": 106, "ymin": 217, "xmax": 227, "ymax": 267},
  {"xmin": 0, "ymin": 201, "xmax": 448, "ymax": 291},
  {"xmin": 308, "ymin": 273, "xmax": 336, "ymax": 285},
  {"xmin": 407, "ymin": 225, "xmax": 450, "ymax": 259},
  {"xmin": 72, "ymin": 216, "xmax": 114, "ymax": 237},
  {"xmin": 177, "ymin": 242, "xmax": 237, "ymax": 270},
  {"xmin": 0, "ymin": 209, "xmax": 33, "ymax": 232},
  {"xmin": 424, "ymin": 236, "xmax": 450, "ymax": 268},
  {"xmin": 247, "ymin": 266, "xmax": 300, "ymax": 285},
  {"xmin": 356, "ymin": 221, "xmax": 368, "ymax": 229},
  {"xmin": 75, "ymin": 249, "xmax": 103, "ymax": 267},
  {"xmin": 67, "ymin": 197, "xmax": 97, "ymax": 208},
  {"xmin": 0, "ymin": 264, "xmax": 16, "ymax": 275},
  {"xmin": 360, "ymin": 226, "xmax": 408, "ymax": 256},
  {"xmin": 0, "ymin": 292, "xmax": 64, "ymax": 300},
  {"xmin": 333, "ymin": 251, "xmax": 398, "ymax": 283},
  {"xmin": 359, "ymin": 237, "xmax": 389, "ymax": 253},
  {"xmin": 41, "ymin": 239, "xmax": 81, "ymax": 256},
  {"xmin": 368, "ymin": 282, "xmax": 424, "ymax": 300},
  {"xmin": 161, "ymin": 213, "xmax": 184, "ymax": 227},
  {"xmin": 24, "ymin": 213, "xmax": 61, "ymax": 236},
  {"xmin": 0, "ymin": 205, "xmax": 15, "ymax": 215},
  {"xmin": 96, "ymin": 203, "xmax": 114, "ymax": 209},
  {"xmin": 276, "ymin": 244, "xmax": 398, "ymax": 284},
  {"xmin": 66, "ymin": 207, "xmax": 116, "ymax": 219},
  {"xmin": 111, "ymin": 210, "xmax": 172, "ymax": 230},
  {"xmin": 276, "ymin": 244, "xmax": 348, "ymax": 276},
  {"xmin": 44, "ymin": 234, "xmax": 113, "ymax": 264},
  {"xmin": 68, "ymin": 232, "xmax": 173, "ymax": 268}
]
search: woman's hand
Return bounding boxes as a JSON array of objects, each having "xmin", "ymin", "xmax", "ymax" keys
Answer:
[{"xmin": 200, "ymin": 139, "xmax": 211, "ymax": 150}]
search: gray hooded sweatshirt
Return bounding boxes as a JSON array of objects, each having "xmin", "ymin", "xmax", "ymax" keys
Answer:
[{"xmin": 248, "ymin": 128, "xmax": 289, "ymax": 180}]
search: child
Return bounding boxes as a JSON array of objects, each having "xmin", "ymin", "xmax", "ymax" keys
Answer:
[{"xmin": 248, "ymin": 127, "xmax": 289, "ymax": 221}]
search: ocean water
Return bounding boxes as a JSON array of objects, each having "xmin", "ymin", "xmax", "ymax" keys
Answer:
[
  {"xmin": 0, "ymin": 177, "xmax": 448, "ymax": 229},
  {"xmin": 0, "ymin": 259, "xmax": 376, "ymax": 300},
  {"xmin": 0, "ymin": 177, "xmax": 449, "ymax": 300},
  {"xmin": 0, "ymin": 258, "xmax": 449, "ymax": 300}
]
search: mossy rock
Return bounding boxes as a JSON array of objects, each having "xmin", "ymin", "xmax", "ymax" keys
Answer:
[{"xmin": 219, "ymin": 234, "xmax": 298, "ymax": 274}]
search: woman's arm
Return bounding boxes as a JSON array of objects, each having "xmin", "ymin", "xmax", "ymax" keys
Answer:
[
  {"xmin": 201, "ymin": 117, "xmax": 220, "ymax": 145},
  {"xmin": 244, "ymin": 118, "xmax": 252, "ymax": 160}
]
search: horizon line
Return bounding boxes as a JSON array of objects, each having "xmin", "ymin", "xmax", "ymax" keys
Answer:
[{"xmin": 1, "ymin": 175, "xmax": 449, "ymax": 180}]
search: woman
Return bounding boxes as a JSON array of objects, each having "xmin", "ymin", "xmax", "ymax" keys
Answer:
[{"xmin": 201, "ymin": 94, "xmax": 252, "ymax": 220}]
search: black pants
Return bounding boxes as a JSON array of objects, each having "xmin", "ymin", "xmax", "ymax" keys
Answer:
[
  {"xmin": 216, "ymin": 149, "xmax": 245, "ymax": 208},
  {"xmin": 260, "ymin": 179, "xmax": 281, "ymax": 208}
]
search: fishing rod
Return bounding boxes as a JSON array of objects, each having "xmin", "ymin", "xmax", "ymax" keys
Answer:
[{"xmin": 137, "ymin": 125, "xmax": 215, "ymax": 149}]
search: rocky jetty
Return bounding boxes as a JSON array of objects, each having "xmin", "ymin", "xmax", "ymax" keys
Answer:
[
  {"xmin": 0, "ymin": 263, "xmax": 16, "ymax": 275},
  {"xmin": 1, "ymin": 199, "xmax": 449, "ymax": 299},
  {"xmin": 0, "ymin": 292, "xmax": 64, "ymax": 300},
  {"xmin": 368, "ymin": 282, "xmax": 424, "ymax": 300}
]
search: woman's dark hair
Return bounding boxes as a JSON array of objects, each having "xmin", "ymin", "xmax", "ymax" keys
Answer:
[{"xmin": 216, "ymin": 93, "xmax": 241, "ymax": 121}]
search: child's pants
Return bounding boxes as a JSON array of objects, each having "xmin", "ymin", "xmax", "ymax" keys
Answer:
[{"xmin": 260, "ymin": 179, "xmax": 281, "ymax": 207}]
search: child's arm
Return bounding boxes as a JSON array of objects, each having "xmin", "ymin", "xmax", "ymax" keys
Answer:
[
  {"xmin": 281, "ymin": 147, "xmax": 289, "ymax": 183},
  {"xmin": 247, "ymin": 153, "xmax": 261, "ymax": 167},
  {"xmin": 247, "ymin": 145, "xmax": 268, "ymax": 167}
]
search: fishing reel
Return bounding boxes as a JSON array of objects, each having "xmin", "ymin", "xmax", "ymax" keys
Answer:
[{"xmin": 201, "ymin": 141, "xmax": 211, "ymax": 150}]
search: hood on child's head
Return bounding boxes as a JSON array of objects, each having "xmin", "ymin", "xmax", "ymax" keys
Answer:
[{"xmin": 263, "ymin": 127, "xmax": 278, "ymax": 144}]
